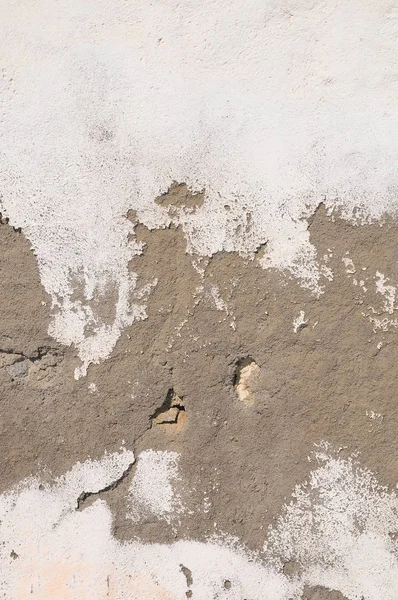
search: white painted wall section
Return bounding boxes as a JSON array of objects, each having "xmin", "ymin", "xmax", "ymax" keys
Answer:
[{"xmin": 1, "ymin": 0, "xmax": 398, "ymax": 372}]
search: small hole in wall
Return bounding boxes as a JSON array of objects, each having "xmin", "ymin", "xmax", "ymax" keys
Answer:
[
  {"xmin": 233, "ymin": 357, "xmax": 260, "ymax": 406},
  {"xmin": 224, "ymin": 580, "xmax": 232, "ymax": 589},
  {"xmin": 151, "ymin": 388, "xmax": 185, "ymax": 426},
  {"xmin": 232, "ymin": 357, "xmax": 256, "ymax": 387}
]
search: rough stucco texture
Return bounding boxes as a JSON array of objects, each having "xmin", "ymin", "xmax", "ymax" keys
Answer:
[{"xmin": 1, "ymin": 1, "xmax": 398, "ymax": 599}]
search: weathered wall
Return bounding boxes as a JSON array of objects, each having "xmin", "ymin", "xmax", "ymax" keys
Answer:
[{"xmin": 1, "ymin": 1, "xmax": 398, "ymax": 598}]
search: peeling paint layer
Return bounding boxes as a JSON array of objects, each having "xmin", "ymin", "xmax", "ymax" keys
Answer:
[
  {"xmin": 0, "ymin": 445, "xmax": 398, "ymax": 599},
  {"xmin": 1, "ymin": 0, "xmax": 398, "ymax": 371}
]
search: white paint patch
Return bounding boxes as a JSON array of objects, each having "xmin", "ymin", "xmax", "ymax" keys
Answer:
[
  {"xmin": 265, "ymin": 443, "xmax": 398, "ymax": 599},
  {"xmin": 320, "ymin": 264, "xmax": 334, "ymax": 282},
  {"xmin": 293, "ymin": 311, "xmax": 308, "ymax": 333},
  {"xmin": 1, "ymin": 0, "xmax": 398, "ymax": 371},
  {"xmin": 375, "ymin": 271, "xmax": 397, "ymax": 314},
  {"xmin": 208, "ymin": 285, "xmax": 229, "ymax": 314},
  {"xmin": 128, "ymin": 450, "xmax": 184, "ymax": 524},
  {"xmin": 342, "ymin": 257, "xmax": 356, "ymax": 274},
  {"xmin": 366, "ymin": 410, "xmax": 383, "ymax": 423},
  {"xmin": 58, "ymin": 449, "xmax": 135, "ymax": 509},
  {"xmin": 368, "ymin": 315, "xmax": 398, "ymax": 333},
  {"xmin": 0, "ymin": 445, "xmax": 397, "ymax": 598}
]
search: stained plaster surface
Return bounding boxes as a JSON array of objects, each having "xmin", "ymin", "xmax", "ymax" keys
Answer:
[{"xmin": 1, "ymin": 0, "xmax": 398, "ymax": 598}]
